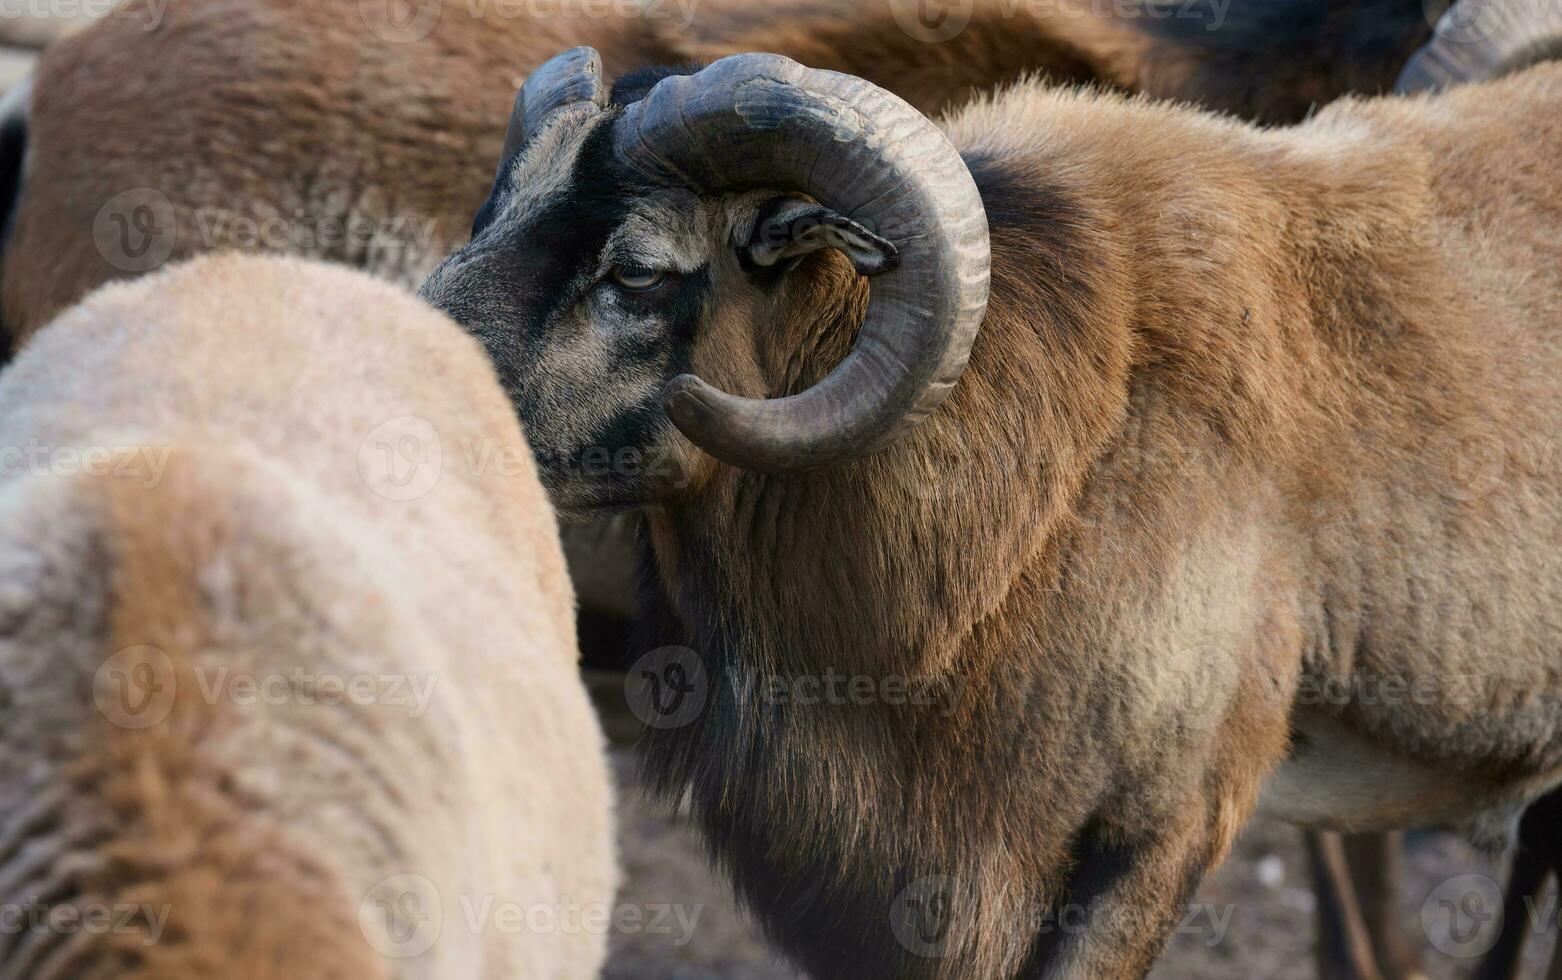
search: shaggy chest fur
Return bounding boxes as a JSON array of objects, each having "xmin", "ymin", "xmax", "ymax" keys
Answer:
[
  {"xmin": 637, "ymin": 596, "xmax": 1085, "ymax": 980},
  {"xmin": 637, "ymin": 477, "xmax": 1293, "ymax": 979}
]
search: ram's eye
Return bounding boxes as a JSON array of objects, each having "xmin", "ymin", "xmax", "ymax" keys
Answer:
[{"xmin": 610, "ymin": 265, "xmax": 669, "ymax": 292}]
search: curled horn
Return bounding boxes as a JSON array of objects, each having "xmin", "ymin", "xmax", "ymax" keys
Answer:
[
  {"xmin": 499, "ymin": 46, "xmax": 607, "ymax": 171},
  {"xmin": 612, "ymin": 54, "xmax": 991, "ymax": 474},
  {"xmin": 1398, "ymin": 0, "xmax": 1562, "ymax": 93}
]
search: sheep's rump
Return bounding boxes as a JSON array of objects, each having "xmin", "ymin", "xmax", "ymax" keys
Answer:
[{"xmin": 0, "ymin": 255, "xmax": 616, "ymax": 979}]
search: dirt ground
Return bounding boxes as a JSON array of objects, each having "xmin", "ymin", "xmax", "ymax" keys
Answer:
[{"xmin": 593, "ymin": 674, "xmax": 1557, "ymax": 980}]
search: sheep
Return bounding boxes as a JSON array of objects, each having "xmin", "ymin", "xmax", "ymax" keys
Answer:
[
  {"xmin": 0, "ymin": 0, "xmax": 706, "ymax": 658},
  {"xmin": 0, "ymin": 0, "xmax": 680, "ymax": 338},
  {"xmin": 0, "ymin": 253, "xmax": 616, "ymax": 979},
  {"xmin": 418, "ymin": 22, "xmax": 1562, "ymax": 978}
]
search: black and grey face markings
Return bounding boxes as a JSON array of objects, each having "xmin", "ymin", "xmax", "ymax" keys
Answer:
[
  {"xmin": 602, "ymin": 266, "xmax": 711, "ymax": 367},
  {"xmin": 426, "ymin": 103, "xmax": 727, "ymax": 513},
  {"xmin": 495, "ymin": 119, "xmax": 714, "ymax": 353}
]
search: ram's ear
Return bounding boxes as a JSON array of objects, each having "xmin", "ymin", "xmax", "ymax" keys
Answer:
[{"xmin": 742, "ymin": 197, "xmax": 900, "ymax": 276}]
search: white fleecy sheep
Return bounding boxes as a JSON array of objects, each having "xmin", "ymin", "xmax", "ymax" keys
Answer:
[{"xmin": 0, "ymin": 254, "xmax": 615, "ymax": 980}]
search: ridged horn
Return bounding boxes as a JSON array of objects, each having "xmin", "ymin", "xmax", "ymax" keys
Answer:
[
  {"xmin": 500, "ymin": 46, "xmax": 607, "ymax": 169},
  {"xmin": 1398, "ymin": 0, "xmax": 1562, "ymax": 93},
  {"xmin": 612, "ymin": 53, "xmax": 991, "ymax": 474}
]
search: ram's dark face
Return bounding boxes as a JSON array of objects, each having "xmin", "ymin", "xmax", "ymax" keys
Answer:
[
  {"xmin": 424, "ymin": 98, "xmax": 726, "ymax": 519},
  {"xmin": 422, "ymin": 93, "xmax": 895, "ymax": 518},
  {"xmin": 422, "ymin": 51, "xmax": 990, "ymax": 519}
]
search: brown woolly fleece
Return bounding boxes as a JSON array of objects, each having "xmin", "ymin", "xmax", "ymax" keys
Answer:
[
  {"xmin": 0, "ymin": 254, "xmax": 616, "ymax": 978},
  {"xmin": 416, "ymin": 57, "xmax": 1562, "ymax": 977},
  {"xmin": 646, "ymin": 63, "xmax": 1562, "ymax": 977}
]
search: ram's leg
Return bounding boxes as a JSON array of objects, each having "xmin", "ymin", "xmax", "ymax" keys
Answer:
[
  {"xmin": 1306, "ymin": 831, "xmax": 1386, "ymax": 980},
  {"xmin": 1344, "ymin": 833, "xmax": 1427, "ymax": 980},
  {"xmin": 1472, "ymin": 788, "xmax": 1562, "ymax": 980},
  {"xmin": 1013, "ymin": 809, "xmax": 1232, "ymax": 980},
  {"xmin": 1472, "ymin": 857, "xmax": 1547, "ymax": 980}
]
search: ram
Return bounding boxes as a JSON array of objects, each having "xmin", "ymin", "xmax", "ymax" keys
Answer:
[
  {"xmin": 420, "ymin": 14, "xmax": 1562, "ymax": 978},
  {"xmin": 0, "ymin": 254, "xmax": 615, "ymax": 979}
]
